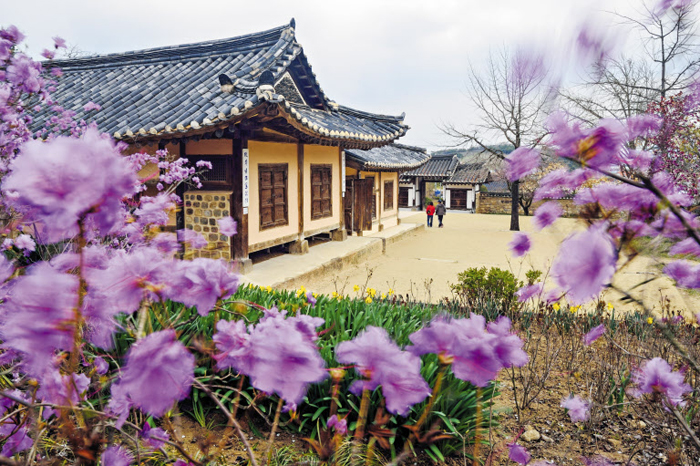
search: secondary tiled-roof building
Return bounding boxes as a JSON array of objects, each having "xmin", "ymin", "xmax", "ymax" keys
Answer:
[
  {"xmin": 37, "ymin": 20, "xmax": 410, "ymax": 270},
  {"xmin": 399, "ymin": 154, "xmax": 459, "ymax": 209},
  {"xmin": 443, "ymin": 162, "xmax": 491, "ymax": 211},
  {"xmin": 343, "ymin": 145, "xmax": 429, "ymax": 234}
]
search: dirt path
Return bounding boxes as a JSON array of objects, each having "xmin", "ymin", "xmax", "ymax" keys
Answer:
[{"xmin": 306, "ymin": 212, "xmax": 699, "ymax": 316}]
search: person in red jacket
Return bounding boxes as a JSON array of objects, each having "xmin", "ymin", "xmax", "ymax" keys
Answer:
[{"xmin": 426, "ymin": 201, "xmax": 435, "ymax": 227}]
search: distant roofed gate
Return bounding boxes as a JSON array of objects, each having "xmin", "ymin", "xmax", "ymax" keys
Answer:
[{"xmin": 399, "ymin": 154, "xmax": 459, "ymax": 210}]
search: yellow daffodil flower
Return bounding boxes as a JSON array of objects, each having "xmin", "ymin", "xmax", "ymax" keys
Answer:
[
  {"xmin": 552, "ymin": 303, "xmax": 560, "ymax": 311},
  {"xmin": 353, "ymin": 285, "xmax": 360, "ymax": 292},
  {"xmin": 365, "ymin": 296, "xmax": 372, "ymax": 304},
  {"xmin": 647, "ymin": 317, "xmax": 654, "ymax": 324},
  {"xmin": 381, "ymin": 293, "xmax": 386, "ymax": 299}
]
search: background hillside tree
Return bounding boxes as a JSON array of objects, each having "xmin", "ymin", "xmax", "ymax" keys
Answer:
[{"xmin": 443, "ymin": 48, "xmax": 556, "ymax": 231}]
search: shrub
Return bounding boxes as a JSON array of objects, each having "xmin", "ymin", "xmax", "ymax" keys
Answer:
[{"xmin": 450, "ymin": 266, "xmax": 523, "ymax": 318}]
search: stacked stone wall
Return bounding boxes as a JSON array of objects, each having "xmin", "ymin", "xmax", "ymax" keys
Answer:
[
  {"xmin": 184, "ymin": 191, "xmax": 232, "ymax": 260},
  {"xmin": 475, "ymin": 192, "xmax": 581, "ymax": 217}
]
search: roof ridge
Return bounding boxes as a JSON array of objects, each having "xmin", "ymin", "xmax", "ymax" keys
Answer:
[
  {"xmin": 336, "ymin": 104, "xmax": 406, "ymax": 123},
  {"xmin": 390, "ymin": 143, "xmax": 427, "ymax": 153},
  {"xmin": 47, "ymin": 20, "xmax": 295, "ymax": 70}
]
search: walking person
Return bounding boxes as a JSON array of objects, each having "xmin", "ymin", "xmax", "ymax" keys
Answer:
[
  {"xmin": 426, "ymin": 201, "xmax": 435, "ymax": 227},
  {"xmin": 436, "ymin": 200, "xmax": 446, "ymax": 228}
]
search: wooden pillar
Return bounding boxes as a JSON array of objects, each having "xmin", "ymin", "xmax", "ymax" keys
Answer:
[
  {"xmin": 232, "ymin": 137, "xmax": 252, "ymax": 271},
  {"xmin": 176, "ymin": 142, "xmax": 186, "ymax": 231},
  {"xmin": 331, "ymin": 147, "xmax": 347, "ymax": 241},
  {"xmin": 377, "ymin": 172, "xmax": 383, "ymax": 232},
  {"xmin": 290, "ymin": 143, "xmax": 309, "ymax": 254}
]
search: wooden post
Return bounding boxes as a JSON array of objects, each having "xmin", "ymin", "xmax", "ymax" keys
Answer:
[
  {"xmin": 289, "ymin": 143, "xmax": 309, "ymax": 254},
  {"xmin": 298, "ymin": 143, "xmax": 304, "ymax": 237},
  {"xmin": 176, "ymin": 142, "xmax": 186, "ymax": 231},
  {"xmin": 232, "ymin": 137, "xmax": 252, "ymax": 271},
  {"xmin": 331, "ymin": 147, "xmax": 347, "ymax": 241},
  {"xmin": 377, "ymin": 172, "xmax": 383, "ymax": 232}
]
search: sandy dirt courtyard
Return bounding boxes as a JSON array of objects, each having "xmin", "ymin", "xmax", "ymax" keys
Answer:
[{"xmin": 307, "ymin": 211, "xmax": 699, "ymax": 316}]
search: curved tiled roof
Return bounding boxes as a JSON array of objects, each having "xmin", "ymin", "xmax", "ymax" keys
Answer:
[
  {"xmin": 401, "ymin": 154, "xmax": 459, "ymax": 180},
  {"xmin": 445, "ymin": 162, "xmax": 490, "ymax": 185},
  {"xmin": 344, "ymin": 144, "xmax": 430, "ymax": 171},
  {"xmin": 33, "ymin": 20, "xmax": 409, "ymax": 147}
]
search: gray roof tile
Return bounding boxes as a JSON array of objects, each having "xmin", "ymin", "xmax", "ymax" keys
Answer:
[
  {"xmin": 401, "ymin": 154, "xmax": 459, "ymax": 180},
  {"xmin": 445, "ymin": 162, "xmax": 490, "ymax": 185},
  {"xmin": 33, "ymin": 20, "xmax": 408, "ymax": 146},
  {"xmin": 345, "ymin": 144, "xmax": 430, "ymax": 171}
]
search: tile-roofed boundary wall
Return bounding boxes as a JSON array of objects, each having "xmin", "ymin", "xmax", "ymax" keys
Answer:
[{"xmin": 32, "ymin": 20, "xmax": 409, "ymax": 149}]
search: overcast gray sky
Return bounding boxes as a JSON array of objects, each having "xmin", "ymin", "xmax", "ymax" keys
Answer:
[{"xmin": 7, "ymin": 0, "xmax": 645, "ymax": 150}]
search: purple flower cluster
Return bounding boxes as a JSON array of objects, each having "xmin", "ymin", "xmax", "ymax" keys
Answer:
[
  {"xmin": 214, "ymin": 311, "xmax": 327, "ymax": 409},
  {"xmin": 583, "ymin": 324, "xmax": 606, "ymax": 346},
  {"xmin": 109, "ymin": 330, "xmax": 194, "ymax": 425},
  {"xmin": 551, "ymin": 226, "xmax": 616, "ymax": 304},
  {"xmin": 337, "ymin": 326, "xmax": 430, "ymax": 416},
  {"xmin": 506, "ymin": 147, "xmax": 540, "ymax": 181},
  {"xmin": 408, "ymin": 315, "xmax": 528, "ymax": 387},
  {"xmin": 3, "ymin": 129, "xmax": 137, "ymax": 242},
  {"xmin": 509, "ymin": 232, "xmax": 531, "ymax": 257},
  {"xmin": 629, "ymin": 357, "xmax": 691, "ymax": 406},
  {"xmin": 560, "ymin": 395, "xmax": 590, "ymax": 422}
]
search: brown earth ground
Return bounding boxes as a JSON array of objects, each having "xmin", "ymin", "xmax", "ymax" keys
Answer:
[
  {"xmin": 304, "ymin": 212, "xmax": 699, "ymax": 317},
  {"xmin": 170, "ymin": 212, "xmax": 698, "ymax": 465}
]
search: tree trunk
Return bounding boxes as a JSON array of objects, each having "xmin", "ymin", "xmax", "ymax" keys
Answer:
[{"xmin": 510, "ymin": 180, "xmax": 520, "ymax": 231}]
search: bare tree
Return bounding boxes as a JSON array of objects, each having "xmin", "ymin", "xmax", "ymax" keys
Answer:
[
  {"xmin": 442, "ymin": 48, "xmax": 555, "ymax": 231},
  {"xmin": 563, "ymin": 1, "xmax": 700, "ymax": 126}
]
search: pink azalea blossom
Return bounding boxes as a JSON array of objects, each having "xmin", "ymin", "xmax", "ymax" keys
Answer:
[
  {"xmin": 83, "ymin": 101, "xmax": 101, "ymax": 112},
  {"xmin": 629, "ymin": 357, "xmax": 691, "ymax": 406},
  {"xmin": 551, "ymin": 226, "xmax": 616, "ymax": 304},
  {"xmin": 3, "ymin": 129, "xmax": 137, "ymax": 242},
  {"xmin": 217, "ymin": 216, "xmax": 237, "ymax": 237},
  {"xmin": 0, "ymin": 422, "xmax": 32, "ymax": 457},
  {"xmin": 101, "ymin": 445, "xmax": 133, "ymax": 466},
  {"xmin": 533, "ymin": 201, "xmax": 563, "ymax": 230},
  {"xmin": 111, "ymin": 330, "xmax": 194, "ymax": 417},
  {"xmin": 506, "ymin": 147, "xmax": 540, "ymax": 182},
  {"xmin": 327, "ymin": 415, "xmax": 348, "ymax": 435},
  {"xmin": 13, "ymin": 234, "xmax": 35, "ymax": 252},
  {"xmin": 52, "ymin": 36, "xmax": 66, "ymax": 49},
  {"xmin": 583, "ymin": 324, "xmax": 606, "ymax": 346},
  {"xmin": 663, "ymin": 260, "xmax": 700, "ymax": 289},
  {"xmin": 177, "ymin": 229, "xmax": 208, "ymax": 249},
  {"xmin": 168, "ymin": 258, "xmax": 239, "ymax": 316},
  {"xmin": 0, "ymin": 263, "xmax": 78, "ymax": 377},
  {"xmin": 409, "ymin": 315, "xmax": 528, "ymax": 387},
  {"xmin": 94, "ymin": 356, "xmax": 109, "ymax": 375},
  {"xmin": 516, "ymin": 283, "xmax": 543, "ymax": 302},
  {"xmin": 215, "ymin": 313, "xmax": 327, "ymax": 408},
  {"xmin": 337, "ymin": 326, "xmax": 430, "ymax": 416},
  {"xmin": 141, "ymin": 423, "xmax": 169, "ymax": 450},
  {"xmin": 560, "ymin": 395, "xmax": 590, "ymax": 422},
  {"xmin": 508, "ymin": 443, "xmax": 530, "ymax": 465},
  {"xmin": 509, "ymin": 232, "xmax": 531, "ymax": 257}
]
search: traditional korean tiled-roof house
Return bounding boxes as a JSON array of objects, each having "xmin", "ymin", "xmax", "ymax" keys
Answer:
[
  {"xmin": 35, "ymin": 20, "xmax": 410, "ymax": 271},
  {"xmin": 399, "ymin": 154, "xmax": 459, "ymax": 209},
  {"xmin": 443, "ymin": 162, "xmax": 491, "ymax": 212},
  {"xmin": 343, "ymin": 144, "xmax": 429, "ymax": 234}
]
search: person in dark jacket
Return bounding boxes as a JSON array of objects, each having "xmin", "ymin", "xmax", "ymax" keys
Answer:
[
  {"xmin": 426, "ymin": 202, "xmax": 435, "ymax": 227},
  {"xmin": 436, "ymin": 200, "xmax": 446, "ymax": 228}
]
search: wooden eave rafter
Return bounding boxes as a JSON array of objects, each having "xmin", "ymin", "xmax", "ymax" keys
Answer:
[{"xmin": 117, "ymin": 101, "xmax": 400, "ymax": 149}]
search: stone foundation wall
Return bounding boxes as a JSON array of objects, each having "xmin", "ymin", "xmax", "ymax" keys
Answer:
[
  {"xmin": 476, "ymin": 192, "xmax": 581, "ymax": 217},
  {"xmin": 183, "ymin": 191, "xmax": 232, "ymax": 260}
]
